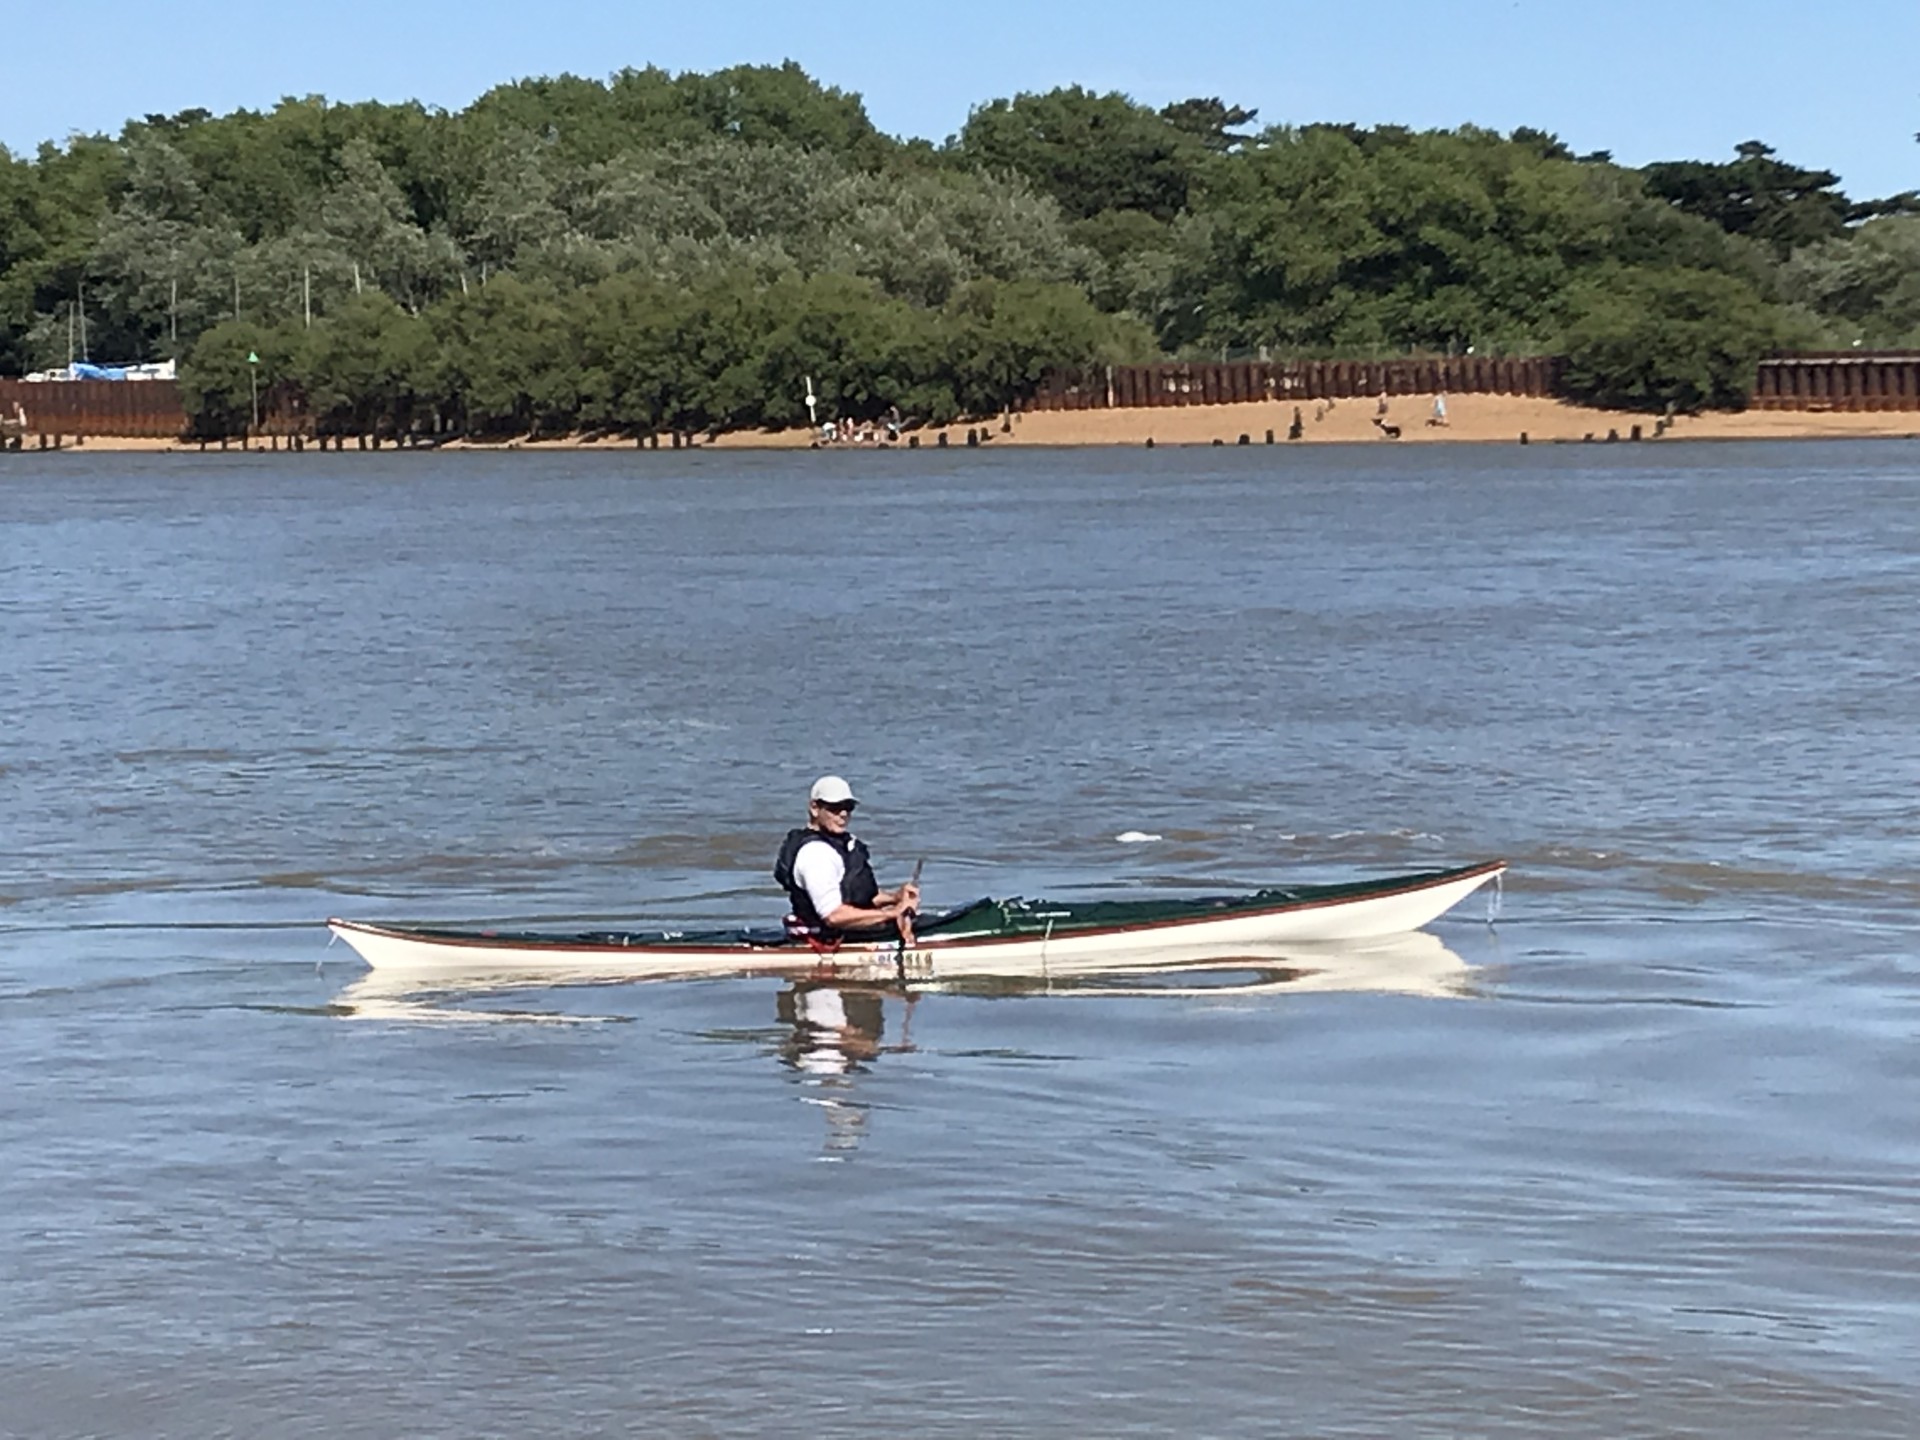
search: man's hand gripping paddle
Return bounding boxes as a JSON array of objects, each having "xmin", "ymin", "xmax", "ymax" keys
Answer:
[{"xmin": 896, "ymin": 858, "xmax": 925, "ymax": 976}]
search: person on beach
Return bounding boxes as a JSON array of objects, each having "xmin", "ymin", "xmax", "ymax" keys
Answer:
[{"xmin": 774, "ymin": 775, "xmax": 922, "ymax": 944}]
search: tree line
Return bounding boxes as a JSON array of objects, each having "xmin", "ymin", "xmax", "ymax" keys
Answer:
[{"xmin": 1, "ymin": 62, "xmax": 1915, "ymax": 432}]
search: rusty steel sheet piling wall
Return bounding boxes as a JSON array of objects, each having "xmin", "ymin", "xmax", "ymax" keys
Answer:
[
  {"xmin": 1030, "ymin": 356, "xmax": 1567, "ymax": 411},
  {"xmin": 1752, "ymin": 353, "xmax": 1920, "ymax": 411},
  {"xmin": 0, "ymin": 379, "xmax": 188, "ymax": 438},
  {"xmin": 1032, "ymin": 353, "xmax": 1920, "ymax": 414}
]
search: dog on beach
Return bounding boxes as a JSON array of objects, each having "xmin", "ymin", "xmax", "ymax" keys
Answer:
[{"xmin": 1372, "ymin": 417, "xmax": 1401, "ymax": 439}]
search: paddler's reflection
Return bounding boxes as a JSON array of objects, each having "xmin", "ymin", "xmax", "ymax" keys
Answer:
[
  {"xmin": 776, "ymin": 983, "xmax": 914, "ymax": 1153},
  {"xmin": 776, "ymin": 982, "xmax": 913, "ymax": 1074}
]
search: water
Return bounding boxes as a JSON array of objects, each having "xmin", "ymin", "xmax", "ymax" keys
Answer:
[{"xmin": 3, "ymin": 442, "xmax": 1918, "ymax": 1437}]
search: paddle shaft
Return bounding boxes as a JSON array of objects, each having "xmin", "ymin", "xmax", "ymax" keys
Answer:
[{"xmin": 898, "ymin": 858, "xmax": 925, "ymax": 951}]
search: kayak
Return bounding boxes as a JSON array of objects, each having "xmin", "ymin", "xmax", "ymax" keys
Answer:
[
  {"xmin": 326, "ymin": 859, "xmax": 1504, "ymax": 981},
  {"xmin": 330, "ymin": 928, "xmax": 1481, "ymax": 1023}
]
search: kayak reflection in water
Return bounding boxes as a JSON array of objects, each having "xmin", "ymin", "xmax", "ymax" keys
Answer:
[{"xmin": 777, "ymin": 982, "xmax": 916, "ymax": 1153}]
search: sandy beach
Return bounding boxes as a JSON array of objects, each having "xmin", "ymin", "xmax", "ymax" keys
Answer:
[
  {"xmin": 15, "ymin": 393, "xmax": 1920, "ymax": 453},
  {"xmin": 995, "ymin": 395, "xmax": 1920, "ymax": 447}
]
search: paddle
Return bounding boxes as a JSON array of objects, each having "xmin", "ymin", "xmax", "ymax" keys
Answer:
[
  {"xmin": 895, "ymin": 858, "xmax": 925, "ymax": 975},
  {"xmin": 898, "ymin": 857, "xmax": 924, "ymax": 944}
]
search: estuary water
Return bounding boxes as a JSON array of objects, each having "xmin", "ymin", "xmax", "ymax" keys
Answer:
[{"xmin": 3, "ymin": 441, "xmax": 1918, "ymax": 1437}]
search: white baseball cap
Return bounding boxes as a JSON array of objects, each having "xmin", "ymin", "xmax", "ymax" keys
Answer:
[{"xmin": 809, "ymin": 775, "xmax": 857, "ymax": 804}]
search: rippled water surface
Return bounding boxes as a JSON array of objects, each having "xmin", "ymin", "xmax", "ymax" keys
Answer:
[{"xmin": 4, "ymin": 443, "xmax": 1918, "ymax": 1436}]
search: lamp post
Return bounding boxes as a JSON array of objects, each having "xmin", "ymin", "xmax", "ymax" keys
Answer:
[{"xmin": 247, "ymin": 350, "xmax": 260, "ymax": 438}]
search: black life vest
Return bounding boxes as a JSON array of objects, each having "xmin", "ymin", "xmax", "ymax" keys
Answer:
[{"xmin": 774, "ymin": 826, "xmax": 879, "ymax": 935}]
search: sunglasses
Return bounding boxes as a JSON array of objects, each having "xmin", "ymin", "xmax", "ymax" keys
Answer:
[{"xmin": 815, "ymin": 799, "xmax": 857, "ymax": 815}]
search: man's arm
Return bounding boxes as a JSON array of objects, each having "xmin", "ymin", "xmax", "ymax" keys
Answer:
[
  {"xmin": 821, "ymin": 882, "xmax": 921, "ymax": 931},
  {"xmin": 794, "ymin": 847, "xmax": 919, "ymax": 929},
  {"xmin": 821, "ymin": 897, "xmax": 910, "ymax": 930}
]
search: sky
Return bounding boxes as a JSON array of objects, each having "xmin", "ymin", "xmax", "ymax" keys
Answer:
[{"xmin": 3, "ymin": 0, "xmax": 1916, "ymax": 200}]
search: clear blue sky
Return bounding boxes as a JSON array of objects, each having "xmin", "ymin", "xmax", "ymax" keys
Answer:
[{"xmin": 5, "ymin": 0, "xmax": 1916, "ymax": 199}]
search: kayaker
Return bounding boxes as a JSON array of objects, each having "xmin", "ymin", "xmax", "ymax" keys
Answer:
[{"xmin": 774, "ymin": 775, "xmax": 921, "ymax": 944}]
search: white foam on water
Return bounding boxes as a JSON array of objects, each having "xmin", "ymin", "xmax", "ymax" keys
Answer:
[{"xmin": 1115, "ymin": 831, "xmax": 1162, "ymax": 844}]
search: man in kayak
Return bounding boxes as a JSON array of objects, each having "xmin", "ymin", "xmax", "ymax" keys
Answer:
[{"xmin": 774, "ymin": 775, "xmax": 921, "ymax": 944}]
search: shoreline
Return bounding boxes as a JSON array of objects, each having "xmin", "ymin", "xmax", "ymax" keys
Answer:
[{"xmin": 14, "ymin": 395, "xmax": 1920, "ymax": 453}]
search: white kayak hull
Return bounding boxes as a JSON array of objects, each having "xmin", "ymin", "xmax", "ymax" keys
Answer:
[
  {"xmin": 326, "ymin": 860, "xmax": 1504, "ymax": 982},
  {"xmin": 330, "ymin": 927, "xmax": 1482, "ymax": 1021}
]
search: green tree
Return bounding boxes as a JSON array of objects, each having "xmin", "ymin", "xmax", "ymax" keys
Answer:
[
  {"xmin": 1780, "ymin": 217, "xmax": 1920, "ymax": 345},
  {"xmin": 1169, "ymin": 124, "xmax": 1737, "ymax": 357},
  {"xmin": 1159, "ymin": 98, "xmax": 1258, "ymax": 153},
  {"xmin": 136, "ymin": 96, "xmax": 450, "ymax": 245},
  {"xmin": 0, "ymin": 147, "xmax": 45, "ymax": 371},
  {"xmin": 955, "ymin": 87, "xmax": 1204, "ymax": 222},
  {"xmin": 824, "ymin": 170, "xmax": 1091, "ymax": 308},
  {"xmin": 1170, "ymin": 124, "xmax": 1392, "ymax": 349},
  {"xmin": 575, "ymin": 269, "xmax": 680, "ymax": 433},
  {"xmin": 575, "ymin": 267, "xmax": 800, "ymax": 436},
  {"xmin": 289, "ymin": 292, "xmax": 437, "ymax": 436},
  {"xmin": 752, "ymin": 272, "xmax": 939, "ymax": 426},
  {"xmin": 317, "ymin": 139, "xmax": 457, "ymax": 309},
  {"xmin": 429, "ymin": 275, "xmax": 582, "ymax": 435},
  {"xmin": 4, "ymin": 134, "xmax": 128, "ymax": 368},
  {"xmin": 659, "ymin": 272, "xmax": 776, "ymax": 433},
  {"xmin": 462, "ymin": 62, "xmax": 888, "ymax": 170},
  {"xmin": 449, "ymin": 130, "xmax": 571, "ymax": 274},
  {"xmin": 679, "ymin": 62, "xmax": 884, "ymax": 159},
  {"xmin": 88, "ymin": 137, "xmax": 245, "ymax": 359},
  {"xmin": 1508, "ymin": 127, "xmax": 1576, "ymax": 162},
  {"xmin": 1558, "ymin": 266, "xmax": 1793, "ymax": 411},
  {"xmin": 941, "ymin": 278, "xmax": 1146, "ymax": 414},
  {"xmin": 1641, "ymin": 142, "xmax": 1861, "ymax": 252},
  {"xmin": 461, "ymin": 74, "xmax": 625, "ymax": 168},
  {"xmin": 179, "ymin": 318, "xmax": 299, "ymax": 435}
]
